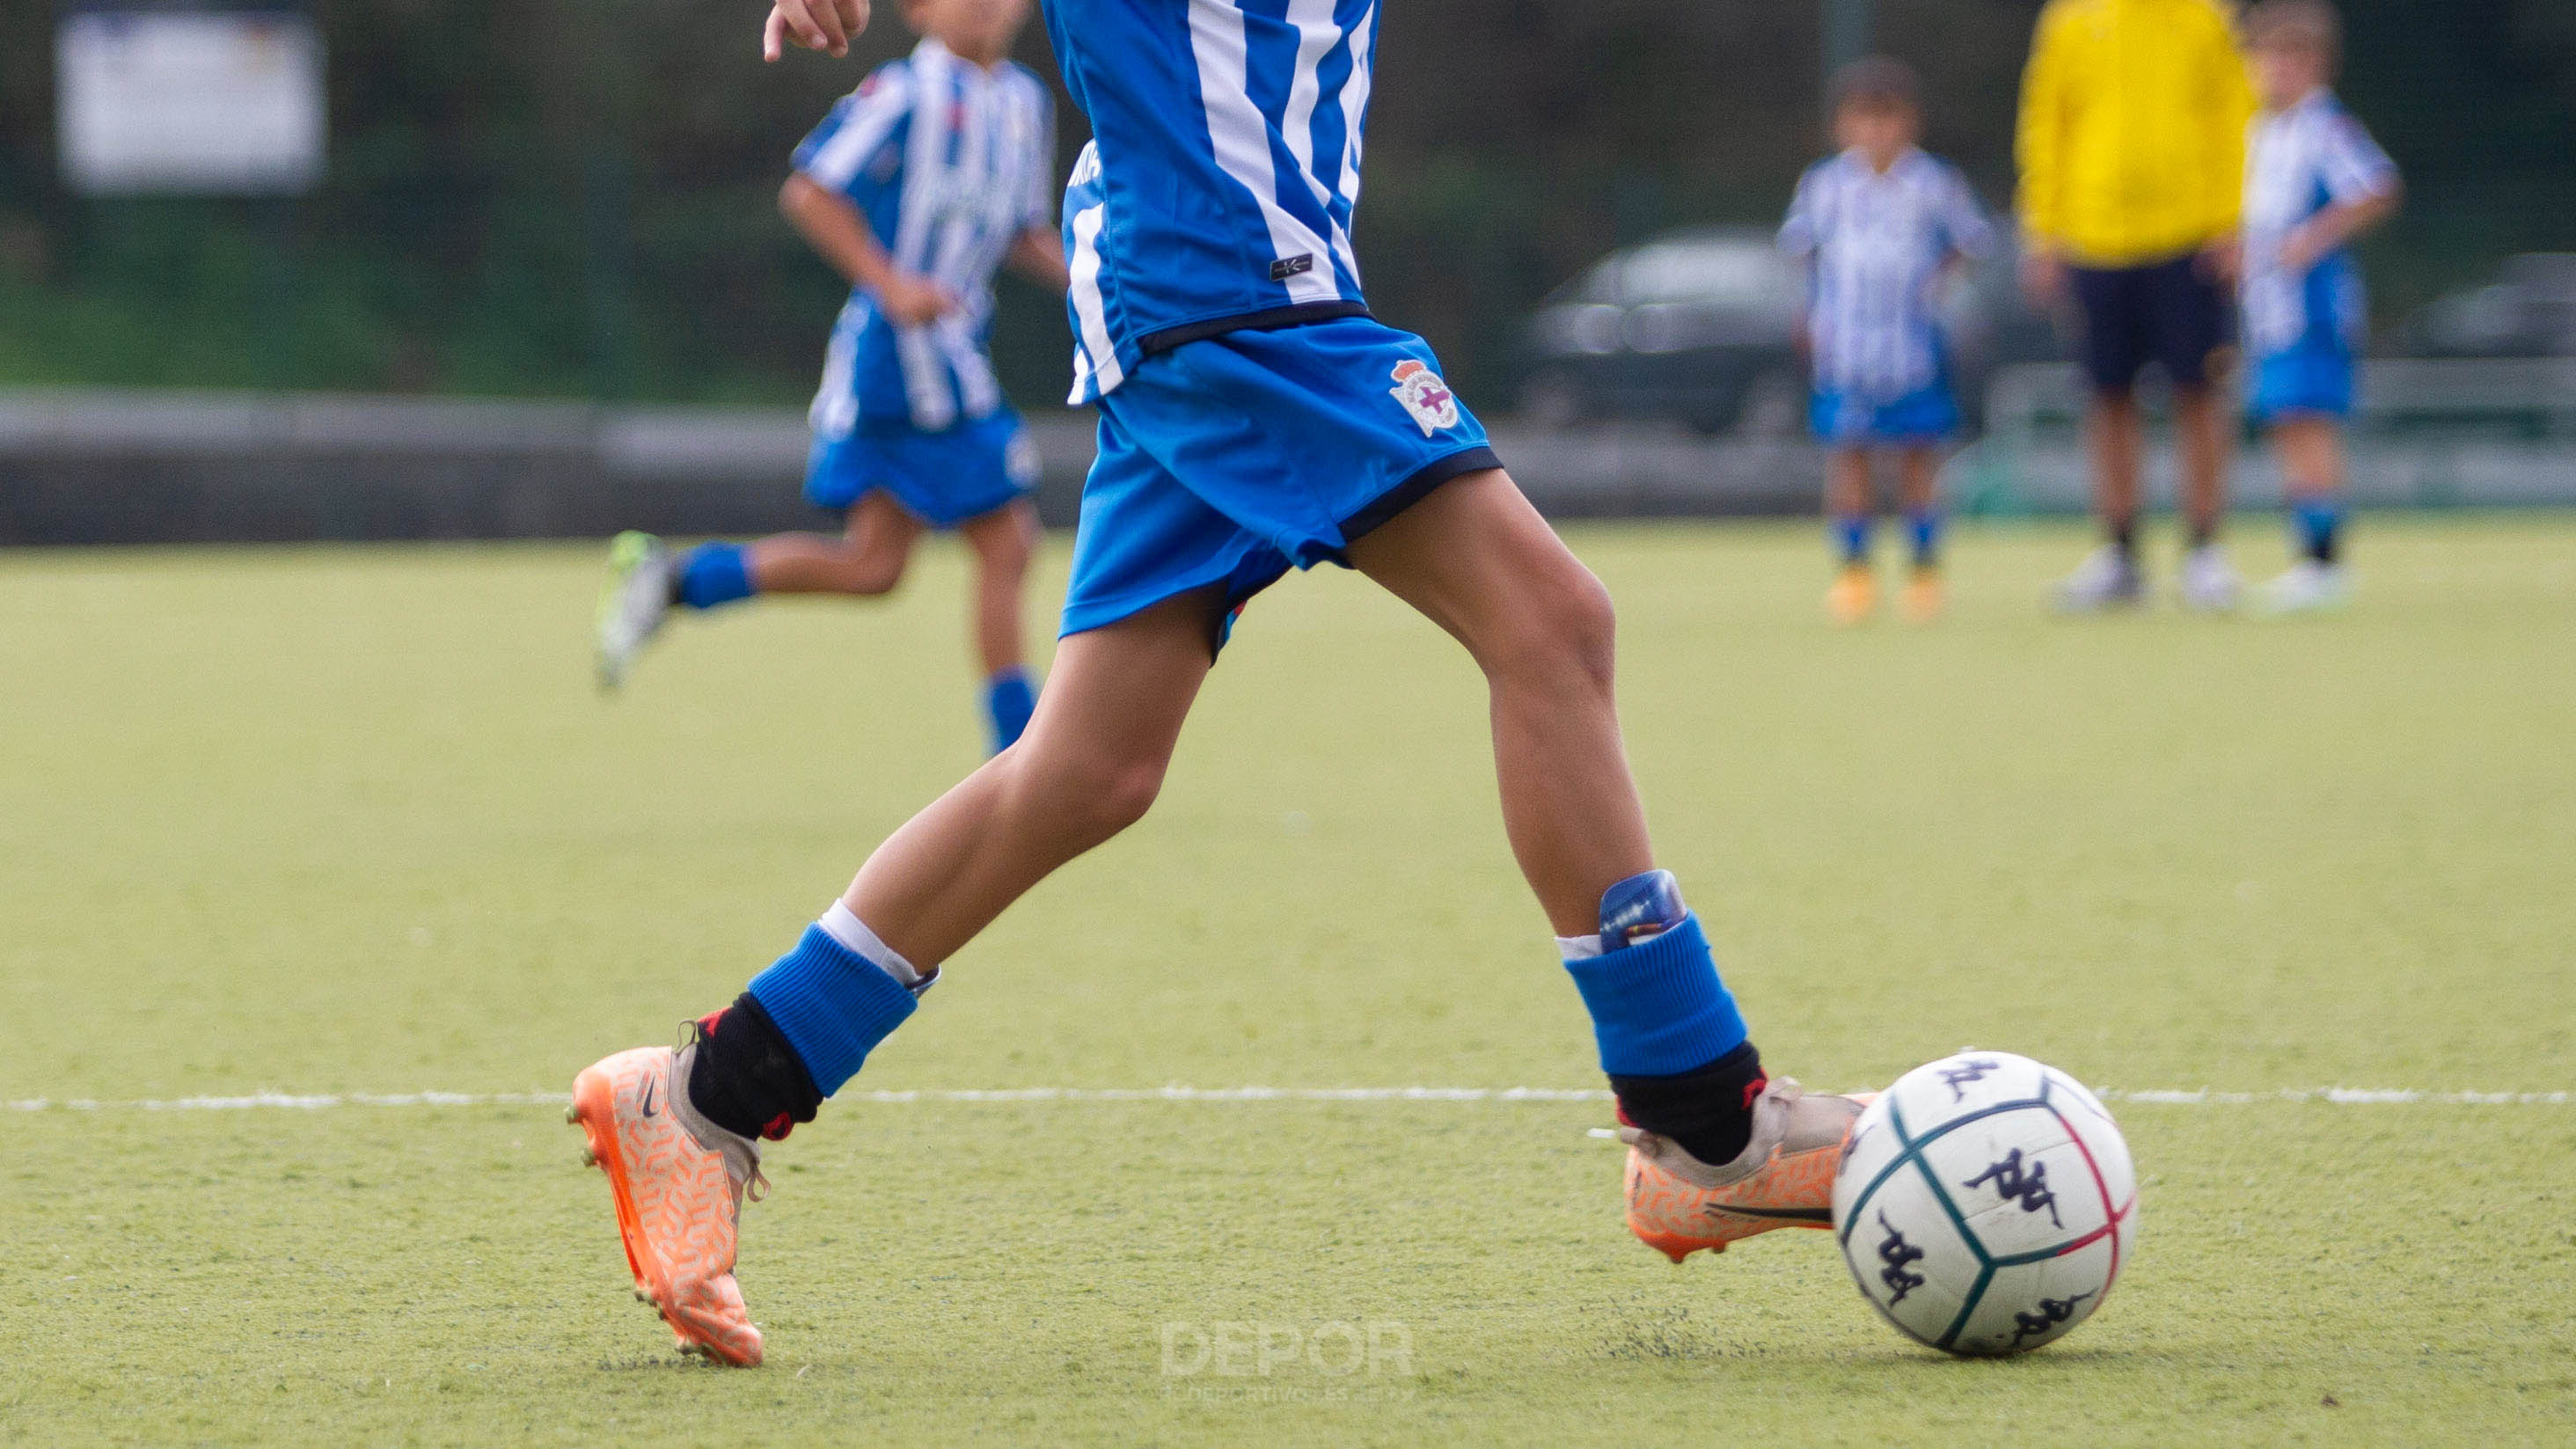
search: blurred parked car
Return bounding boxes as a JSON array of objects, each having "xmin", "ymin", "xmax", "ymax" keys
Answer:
[
  {"xmin": 1517, "ymin": 225, "xmax": 2060, "ymax": 435},
  {"xmin": 1518, "ymin": 228, "xmax": 1805, "ymax": 435},
  {"xmin": 2405, "ymin": 253, "xmax": 2576, "ymax": 358}
]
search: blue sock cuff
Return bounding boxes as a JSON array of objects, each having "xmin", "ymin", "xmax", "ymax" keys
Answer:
[
  {"xmin": 677, "ymin": 543, "xmax": 757, "ymax": 611},
  {"xmin": 984, "ymin": 667, "xmax": 1037, "ymax": 752},
  {"xmin": 1833, "ymin": 516, "xmax": 1872, "ymax": 563},
  {"xmin": 1561, "ymin": 913, "xmax": 1749, "ymax": 1077},
  {"xmin": 1906, "ymin": 509, "xmax": 1943, "ymax": 557},
  {"xmin": 745, "ymin": 925, "xmax": 918, "ymax": 1098}
]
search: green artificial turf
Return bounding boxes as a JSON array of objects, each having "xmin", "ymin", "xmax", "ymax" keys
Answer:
[{"xmin": 4, "ymin": 517, "xmax": 2572, "ymax": 1445}]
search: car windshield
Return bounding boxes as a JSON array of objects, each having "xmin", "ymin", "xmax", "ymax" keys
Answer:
[{"xmin": 1618, "ymin": 241, "xmax": 1796, "ymax": 308}]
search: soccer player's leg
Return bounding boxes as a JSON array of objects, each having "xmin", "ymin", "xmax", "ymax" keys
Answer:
[
  {"xmin": 1347, "ymin": 470, "xmax": 1870, "ymax": 1260},
  {"xmin": 2256, "ymin": 349, "xmax": 2357, "ymax": 614},
  {"xmin": 592, "ymin": 450, "xmax": 924, "ymax": 690},
  {"xmin": 2162, "ymin": 257, "xmax": 2243, "ymax": 611},
  {"xmin": 571, "ymin": 586, "xmax": 1224, "ymax": 1363},
  {"xmin": 1822, "ymin": 445, "xmax": 1878, "ymax": 625},
  {"xmin": 2056, "ymin": 265, "xmax": 2149, "ymax": 611},
  {"xmin": 1896, "ymin": 442, "xmax": 1947, "ymax": 624},
  {"xmin": 739, "ymin": 488, "xmax": 923, "ymax": 596},
  {"xmin": 959, "ymin": 500, "xmax": 1042, "ymax": 753}
]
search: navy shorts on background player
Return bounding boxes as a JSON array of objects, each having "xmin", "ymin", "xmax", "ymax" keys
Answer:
[
  {"xmin": 804, "ymin": 410, "xmax": 1037, "ymax": 527},
  {"xmin": 2071, "ymin": 254, "xmax": 2234, "ymax": 394},
  {"xmin": 1062, "ymin": 315, "xmax": 1497, "ymax": 648}
]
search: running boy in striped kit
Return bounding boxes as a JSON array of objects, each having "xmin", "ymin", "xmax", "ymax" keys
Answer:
[
  {"xmin": 596, "ymin": 0, "xmax": 1070, "ymax": 757},
  {"xmin": 1781, "ymin": 57, "xmax": 1993, "ymax": 625}
]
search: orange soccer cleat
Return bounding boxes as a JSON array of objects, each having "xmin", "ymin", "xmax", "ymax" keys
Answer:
[
  {"xmin": 1899, "ymin": 566, "xmax": 1947, "ymax": 624},
  {"xmin": 1825, "ymin": 564, "xmax": 1877, "ymax": 626},
  {"xmin": 569, "ymin": 1041, "xmax": 766, "ymax": 1365},
  {"xmin": 1622, "ymin": 1079, "xmax": 1873, "ymax": 1262}
]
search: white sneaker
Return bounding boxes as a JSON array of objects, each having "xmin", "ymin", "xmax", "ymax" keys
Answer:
[
  {"xmin": 2177, "ymin": 545, "xmax": 2242, "ymax": 612},
  {"xmin": 2052, "ymin": 545, "xmax": 2144, "ymax": 613},
  {"xmin": 596, "ymin": 531, "xmax": 674, "ymax": 690},
  {"xmin": 2256, "ymin": 560, "xmax": 2351, "ymax": 615}
]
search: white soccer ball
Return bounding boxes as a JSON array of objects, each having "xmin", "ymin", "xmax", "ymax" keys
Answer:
[{"xmin": 1832, "ymin": 1050, "xmax": 2138, "ymax": 1357}]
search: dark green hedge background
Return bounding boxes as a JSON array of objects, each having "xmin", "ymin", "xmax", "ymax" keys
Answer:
[{"xmin": 2, "ymin": 0, "xmax": 2570, "ymax": 404}]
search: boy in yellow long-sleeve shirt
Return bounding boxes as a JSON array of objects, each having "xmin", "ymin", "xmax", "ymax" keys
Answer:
[{"xmin": 2017, "ymin": 0, "xmax": 2258, "ymax": 611}]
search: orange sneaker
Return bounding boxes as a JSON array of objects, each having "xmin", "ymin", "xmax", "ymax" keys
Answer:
[
  {"xmin": 1899, "ymin": 567, "xmax": 1946, "ymax": 624},
  {"xmin": 1622, "ymin": 1079, "xmax": 1872, "ymax": 1262},
  {"xmin": 1825, "ymin": 565, "xmax": 1877, "ymax": 626},
  {"xmin": 569, "ymin": 1040, "xmax": 766, "ymax": 1365}
]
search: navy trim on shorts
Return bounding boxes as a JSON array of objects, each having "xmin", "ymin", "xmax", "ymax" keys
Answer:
[
  {"xmin": 1137, "ymin": 300, "xmax": 1374, "ymax": 357},
  {"xmin": 1338, "ymin": 445, "xmax": 1503, "ymax": 542}
]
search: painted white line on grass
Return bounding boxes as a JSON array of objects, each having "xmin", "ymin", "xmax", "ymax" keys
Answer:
[{"xmin": 4, "ymin": 1086, "xmax": 2570, "ymax": 1113}]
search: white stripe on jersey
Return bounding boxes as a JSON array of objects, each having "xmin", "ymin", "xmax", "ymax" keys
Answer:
[
  {"xmin": 810, "ymin": 299, "xmax": 867, "ymax": 439},
  {"xmin": 889, "ymin": 45, "xmax": 955, "ymax": 428},
  {"xmin": 1277, "ymin": 0, "xmax": 1363, "ymax": 286},
  {"xmin": 1066, "ymin": 191, "xmax": 1123, "ymax": 400},
  {"xmin": 938, "ymin": 315, "xmax": 1004, "ymax": 419},
  {"xmin": 1336, "ymin": 16, "xmax": 1371, "ymax": 214},
  {"xmin": 802, "ymin": 73, "xmax": 913, "ymax": 191},
  {"xmin": 1186, "ymin": 0, "xmax": 1339, "ymax": 304}
]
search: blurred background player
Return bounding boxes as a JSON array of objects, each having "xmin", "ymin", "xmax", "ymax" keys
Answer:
[
  {"xmin": 2018, "ymin": 0, "xmax": 2257, "ymax": 611},
  {"xmin": 1780, "ymin": 57, "xmax": 1992, "ymax": 626},
  {"xmin": 2240, "ymin": 1, "xmax": 2401, "ymax": 614},
  {"xmin": 596, "ymin": 0, "xmax": 1069, "ymax": 756}
]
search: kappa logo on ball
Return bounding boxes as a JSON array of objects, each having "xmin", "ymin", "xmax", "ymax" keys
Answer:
[{"xmin": 1387, "ymin": 360, "xmax": 1460, "ymax": 436}]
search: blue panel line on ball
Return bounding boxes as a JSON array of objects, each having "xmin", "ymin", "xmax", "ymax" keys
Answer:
[{"xmin": 1833, "ymin": 1094, "xmax": 2051, "ymax": 1252}]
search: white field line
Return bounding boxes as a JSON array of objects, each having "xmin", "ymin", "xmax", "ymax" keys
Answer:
[{"xmin": 3, "ymin": 1086, "xmax": 2570, "ymax": 1113}]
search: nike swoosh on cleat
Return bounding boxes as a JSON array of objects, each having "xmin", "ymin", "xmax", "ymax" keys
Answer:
[
  {"xmin": 1708, "ymin": 1204, "xmax": 1832, "ymax": 1223},
  {"xmin": 640, "ymin": 1079, "xmax": 659, "ymax": 1118}
]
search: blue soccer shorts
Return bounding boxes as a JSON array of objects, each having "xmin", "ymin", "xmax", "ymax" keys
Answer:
[
  {"xmin": 1810, "ymin": 380, "xmax": 1962, "ymax": 446},
  {"xmin": 2250, "ymin": 343, "xmax": 2356, "ymax": 423},
  {"xmin": 804, "ymin": 407, "xmax": 1038, "ymax": 529},
  {"xmin": 1060, "ymin": 315, "xmax": 1499, "ymax": 652}
]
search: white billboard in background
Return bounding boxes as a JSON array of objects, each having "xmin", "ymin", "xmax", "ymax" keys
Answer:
[{"xmin": 57, "ymin": 8, "xmax": 326, "ymax": 195}]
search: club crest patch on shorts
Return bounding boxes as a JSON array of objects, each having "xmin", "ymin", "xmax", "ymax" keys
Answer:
[{"xmin": 1388, "ymin": 360, "xmax": 1460, "ymax": 437}]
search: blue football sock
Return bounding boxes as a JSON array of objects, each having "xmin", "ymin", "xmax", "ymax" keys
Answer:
[
  {"xmin": 1562, "ymin": 873, "xmax": 1748, "ymax": 1078},
  {"xmin": 744, "ymin": 925, "xmax": 918, "ymax": 1098},
  {"xmin": 1906, "ymin": 509, "xmax": 1943, "ymax": 568},
  {"xmin": 675, "ymin": 542, "xmax": 757, "ymax": 611},
  {"xmin": 2293, "ymin": 499, "xmax": 2343, "ymax": 566},
  {"xmin": 1833, "ymin": 515, "xmax": 1872, "ymax": 567},
  {"xmin": 984, "ymin": 666, "xmax": 1036, "ymax": 754}
]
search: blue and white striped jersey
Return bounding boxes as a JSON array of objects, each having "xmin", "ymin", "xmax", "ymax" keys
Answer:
[
  {"xmin": 794, "ymin": 38, "xmax": 1056, "ymax": 435},
  {"xmin": 1048, "ymin": 0, "xmax": 1379, "ymax": 404},
  {"xmin": 2243, "ymin": 90, "xmax": 2397, "ymax": 358},
  {"xmin": 1778, "ymin": 149, "xmax": 1993, "ymax": 402}
]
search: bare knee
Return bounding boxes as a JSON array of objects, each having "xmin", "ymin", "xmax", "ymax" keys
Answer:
[
  {"xmin": 1022, "ymin": 740, "xmax": 1168, "ymax": 844},
  {"xmin": 968, "ymin": 506, "xmax": 1037, "ymax": 580},
  {"xmin": 837, "ymin": 538, "xmax": 911, "ymax": 595}
]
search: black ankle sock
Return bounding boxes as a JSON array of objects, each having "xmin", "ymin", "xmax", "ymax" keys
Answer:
[
  {"xmin": 2188, "ymin": 519, "xmax": 2217, "ymax": 551},
  {"xmin": 685, "ymin": 992, "xmax": 823, "ymax": 1142},
  {"xmin": 2108, "ymin": 516, "xmax": 2138, "ymax": 560},
  {"xmin": 1610, "ymin": 1041, "xmax": 1767, "ymax": 1166}
]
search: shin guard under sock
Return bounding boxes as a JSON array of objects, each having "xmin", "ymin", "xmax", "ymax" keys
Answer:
[
  {"xmin": 1610, "ymin": 1040, "xmax": 1768, "ymax": 1167},
  {"xmin": 684, "ymin": 992, "xmax": 823, "ymax": 1142}
]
